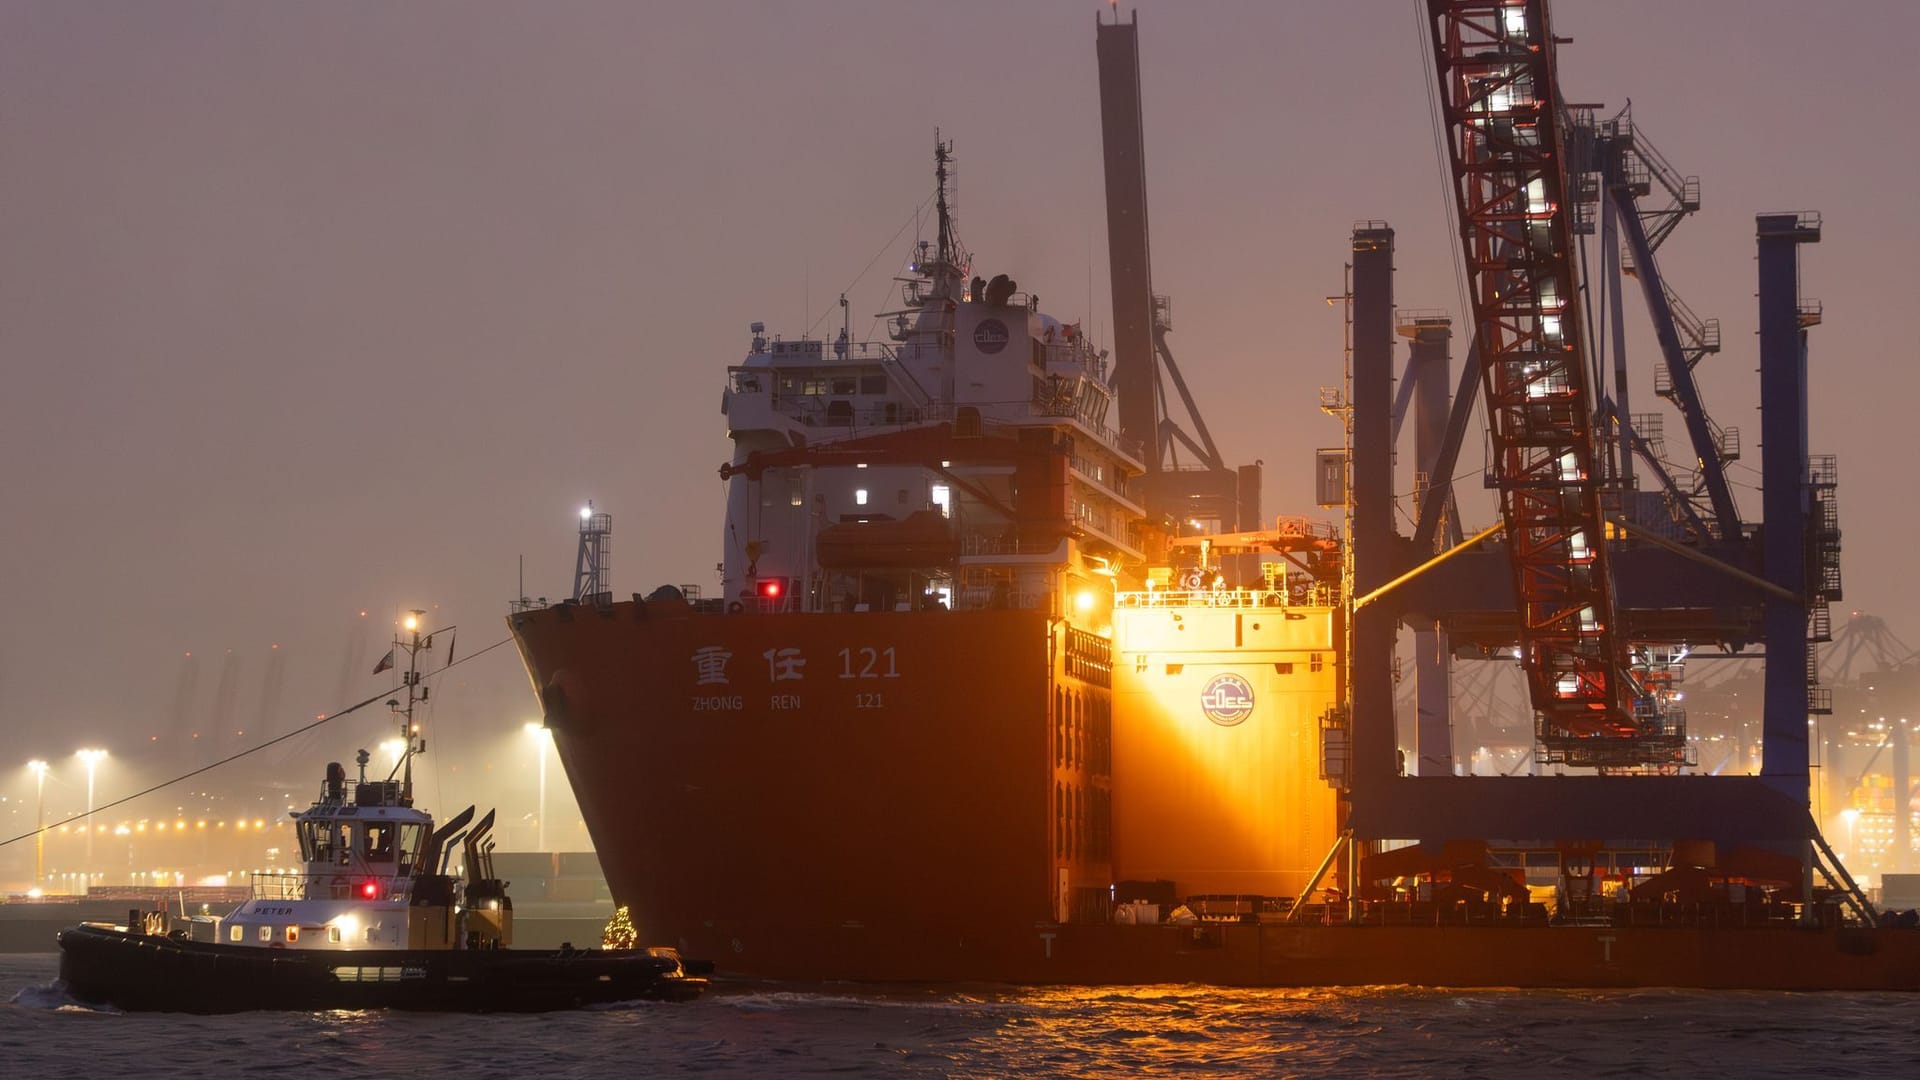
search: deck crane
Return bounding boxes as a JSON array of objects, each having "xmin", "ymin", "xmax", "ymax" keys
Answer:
[{"xmin": 1424, "ymin": 0, "xmax": 1680, "ymax": 770}]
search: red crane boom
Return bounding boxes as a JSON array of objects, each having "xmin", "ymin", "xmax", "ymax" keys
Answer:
[{"xmin": 1425, "ymin": 0, "xmax": 1672, "ymax": 769}]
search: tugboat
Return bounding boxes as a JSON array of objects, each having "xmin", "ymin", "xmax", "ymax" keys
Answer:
[{"xmin": 57, "ymin": 610, "xmax": 707, "ymax": 1013}]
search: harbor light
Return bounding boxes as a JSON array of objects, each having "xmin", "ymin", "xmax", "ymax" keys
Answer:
[
  {"xmin": 526, "ymin": 722, "xmax": 551, "ymax": 851},
  {"xmin": 28, "ymin": 759, "xmax": 49, "ymax": 885},
  {"xmin": 76, "ymin": 749, "xmax": 107, "ymax": 865}
]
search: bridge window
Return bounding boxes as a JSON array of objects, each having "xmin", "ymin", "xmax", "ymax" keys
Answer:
[
  {"xmin": 259, "ymin": 925, "xmax": 272, "ymax": 942},
  {"xmin": 229, "ymin": 924, "xmax": 243, "ymax": 942},
  {"xmin": 398, "ymin": 823, "xmax": 426, "ymax": 875},
  {"xmin": 300, "ymin": 819, "xmax": 336, "ymax": 864},
  {"xmin": 364, "ymin": 822, "xmax": 396, "ymax": 863}
]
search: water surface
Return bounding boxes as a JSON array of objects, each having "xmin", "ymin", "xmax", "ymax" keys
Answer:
[{"xmin": 4, "ymin": 955, "xmax": 1913, "ymax": 1077}]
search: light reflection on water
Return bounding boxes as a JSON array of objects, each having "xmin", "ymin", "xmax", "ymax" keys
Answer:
[{"xmin": 4, "ymin": 957, "xmax": 1914, "ymax": 1078}]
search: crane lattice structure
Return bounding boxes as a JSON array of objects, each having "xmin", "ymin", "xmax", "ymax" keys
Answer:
[{"xmin": 1427, "ymin": 0, "xmax": 1680, "ymax": 770}]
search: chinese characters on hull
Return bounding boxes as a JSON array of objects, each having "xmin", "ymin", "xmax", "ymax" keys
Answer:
[{"xmin": 688, "ymin": 644, "xmax": 902, "ymax": 713}]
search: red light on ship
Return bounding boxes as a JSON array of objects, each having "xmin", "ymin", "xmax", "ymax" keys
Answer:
[
  {"xmin": 756, "ymin": 578, "xmax": 786, "ymax": 599},
  {"xmin": 361, "ymin": 880, "xmax": 379, "ymax": 899}
]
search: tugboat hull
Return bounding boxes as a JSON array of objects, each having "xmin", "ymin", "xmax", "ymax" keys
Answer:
[{"xmin": 57, "ymin": 924, "xmax": 705, "ymax": 1013}]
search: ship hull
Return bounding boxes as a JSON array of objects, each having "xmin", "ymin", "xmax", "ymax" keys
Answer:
[
  {"xmin": 515, "ymin": 604, "xmax": 1070, "ymax": 971},
  {"xmin": 511, "ymin": 600, "xmax": 1920, "ymax": 990},
  {"xmin": 660, "ymin": 918, "xmax": 1920, "ymax": 991},
  {"xmin": 56, "ymin": 923, "xmax": 704, "ymax": 1012}
]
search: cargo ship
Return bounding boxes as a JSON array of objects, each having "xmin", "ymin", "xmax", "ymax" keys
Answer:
[
  {"xmin": 511, "ymin": 139, "xmax": 1354, "ymax": 982},
  {"xmin": 511, "ymin": 7, "xmax": 1920, "ymax": 988}
]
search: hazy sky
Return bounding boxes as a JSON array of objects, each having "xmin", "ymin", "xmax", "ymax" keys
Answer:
[{"xmin": 5, "ymin": 1, "xmax": 1917, "ymax": 800}]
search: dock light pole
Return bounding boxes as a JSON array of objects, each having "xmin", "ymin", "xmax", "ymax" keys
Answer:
[
  {"xmin": 76, "ymin": 749, "xmax": 106, "ymax": 868},
  {"xmin": 525, "ymin": 722, "xmax": 549, "ymax": 851},
  {"xmin": 28, "ymin": 760, "xmax": 48, "ymax": 888}
]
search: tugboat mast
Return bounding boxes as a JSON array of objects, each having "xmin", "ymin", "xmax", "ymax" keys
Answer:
[{"xmin": 390, "ymin": 609, "xmax": 433, "ymax": 806}]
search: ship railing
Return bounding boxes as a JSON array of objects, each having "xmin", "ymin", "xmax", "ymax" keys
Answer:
[
  {"xmin": 770, "ymin": 395, "xmax": 958, "ymax": 432},
  {"xmin": 1271, "ymin": 516, "xmax": 1340, "ymax": 542},
  {"xmin": 1068, "ymin": 455, "xmax": 1142, "ymax": 504},
  {"xmin": 1026, "ymin": 402, "xmax": 1144, "ymax": 462},
  {"xmin": 954, "ymin": 585, "xmax": 1049, "ymax": 611},
  {"xmin": 1037, "ymin": 339, "xmax": 1107, "ymax": 378},
  {"xmin": 249, "ymin": 871, "xmax": 416, "ymax": 903},
  {"xmin": 1115, "ymin": 588, "xmax": 1296, "ymax": 610},
  {"xmin": 731, "ymin": 595, "xmax": 793, "ymax": 615},
  {"xmin": 972, "ymin": 290, "xmax": 1038, "ymax": 311},
  {"xmin": 958, "ymin": 530, "xmax": 1063, "ymax": 557},
  {"xmin": 735, "ymin": 340, "xmax": 903, "ymax": 375},
  {"xmin": 250, "ymin": 872, "xmax": 312, "ymax": 901}
]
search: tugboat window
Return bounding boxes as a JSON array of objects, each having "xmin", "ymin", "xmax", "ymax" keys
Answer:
[
  {"xmin": 303, "ymin": 820, "xmax": 330, "ymax": 863},
  {"xmin": 258, "ymin": 925, "xmax": 272, "ymax": 942},
  {"xmin": 286, "ymin": 926, "xmax": 299, "ymax": 943},
  {"xmin": 335, "ymin": 824, "xmax": 353, "ymax": 866},
  {"xmin": 364, "ymin": 823, "xmax": 396, "ymax": 863},
  {"xmin": 229, "ymin": 925, "xmax": 243, "ymax": 942},
  {"xmin": 398, "ymin": 823, "xmax": 426, "ymax": 875}
]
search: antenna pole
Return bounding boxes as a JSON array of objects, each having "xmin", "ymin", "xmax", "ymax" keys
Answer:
[
  {"xmin": 393, "ymin": 608, "xmax": 431, "ymax": 804},
  {"xmin": 935, "ymin": 133, "xmax": 953, "ymax": 268}
]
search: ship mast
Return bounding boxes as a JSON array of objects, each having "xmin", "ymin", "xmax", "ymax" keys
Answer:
[
  {"xmin": 388, "ymin": 609, "xmax": 435, "ymax": 805},
  {"xmin": 935, "ymin": 136, "xmax": 954, "ymax": 271},
  {"xmin": 922, "ymin": 133, "xmax": 967, "ymax": 301}
]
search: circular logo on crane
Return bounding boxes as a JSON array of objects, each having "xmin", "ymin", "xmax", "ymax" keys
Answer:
[
  {"xmin": 972, "ymin": 318, "xmax": 1010, "ymax": 355},
  {"xmin": 1200, "ymin": 673, "xmax": 1256, "ymax": 727}
]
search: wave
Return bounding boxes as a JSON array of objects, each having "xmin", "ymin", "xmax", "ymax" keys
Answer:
[{"xmin": 7, "ymin": 979, "xmax": 117, "ymax": 1013}]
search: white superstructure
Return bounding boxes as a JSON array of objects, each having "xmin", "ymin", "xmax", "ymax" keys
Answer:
[{"xmin": 715, "ymin": 140, "xmax": 1145, "ymax": 618}]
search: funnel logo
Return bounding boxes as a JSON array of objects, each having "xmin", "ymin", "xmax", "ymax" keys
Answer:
[
  {"xmin": 972, "ymin": 318, "xmax": 1010, "ymax": 355},
  {"xmin": 1199, "ymin": 673, "xmax": 1255, "ymax": 727}
]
